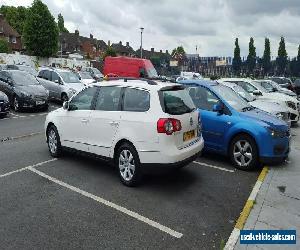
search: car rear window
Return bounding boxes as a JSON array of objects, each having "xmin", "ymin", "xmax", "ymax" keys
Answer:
[{"xmin": 160, "ymin": 87, "xmax": 195, "ymax": 115}]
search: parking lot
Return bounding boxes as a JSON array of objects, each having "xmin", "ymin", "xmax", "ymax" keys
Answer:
[{"xmin": 0, "ymin": 102, "xmax": 269, "ymax": 249}]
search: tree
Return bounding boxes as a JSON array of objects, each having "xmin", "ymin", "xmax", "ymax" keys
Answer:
[
  {"xmin": 171, "ymin": 46, "xmax": 186, "ymax": 67},
  {"xmin": 102, "ymin": 46, "xmax": 117, "ymax": 59},
  {"xmin": 276, "ymin": 37, "xmax": 288, "ymax": 75},
  {"xmin": 232, "ymin": 38, "xmax": 242, "ymax": 75},
  {"xmin": 0, "ymin": 5, "xmax": 28, "ymax": 35},
  {"xmin": 246, "ymin": 37, "xmax": 256, "ymax": 75},
  {"xmin": 291, "ymin": 45, "xmax": 300, "ymax": 77},
  {"xmin": 57, "ymin": 13, "xmax": 68, "ymax": 33},
  {"xmin": 262, "ymin": 38, "xmax": 271, "ymax": 75},
  {"xmin": 23, "ymin": 0, "xmax": 59, "ymax": 57},
  {"xmin": 0, "ymin": 38, "xmax": 11, "ymax": 53}
]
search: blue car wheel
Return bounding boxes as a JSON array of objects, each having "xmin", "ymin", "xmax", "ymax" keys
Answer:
[{"xmin": 229, "ymin": 134, "xmax": 258, "ymax": 170}]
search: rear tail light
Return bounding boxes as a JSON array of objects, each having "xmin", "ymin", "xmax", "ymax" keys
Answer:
[{"xmin": 157, "ymin": 118, "xmax": 182, "ymax": 135}]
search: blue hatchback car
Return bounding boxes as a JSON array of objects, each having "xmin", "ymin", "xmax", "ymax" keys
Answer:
[{"xmin": 179, "ymin": 80, "xmax": 290, "ymax": 170}]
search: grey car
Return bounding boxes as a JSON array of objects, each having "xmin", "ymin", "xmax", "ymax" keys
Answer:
[{"xmin": 38, "ymin": 68, "xmax": 85, "ymax": 102}]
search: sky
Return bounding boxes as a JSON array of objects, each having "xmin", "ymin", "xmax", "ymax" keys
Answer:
[{"xmin": 2, "ymin": 0, "xmax": 300, "ymax": 57}]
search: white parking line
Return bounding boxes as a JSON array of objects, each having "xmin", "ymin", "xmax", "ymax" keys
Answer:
[
  {"xmin": 28, "ymin": 166, "xmax": 183, "ymax": 239},
  {"xmin": 193, "ymin": 161, "xmax": 235, "ymax": 173},
  {"xmin": 0, "ymin": 159, "xmax": 57, "ymax": 178}
]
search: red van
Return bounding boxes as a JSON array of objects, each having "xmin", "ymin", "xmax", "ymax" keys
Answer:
[{"xmin": 103, "ymin": 56, "xmax": 158, "ymax": 78}]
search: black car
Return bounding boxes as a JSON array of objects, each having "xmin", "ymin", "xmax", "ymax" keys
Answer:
[
  {"xmin": 0, "ymin": 91, "xmax": 10, "ymax": 118},
  {"xmin": 293, "ymin": 79, "xmax": 300, "ymax": 95},
  {"xmin": 268, "ymin": 77, "xmax": 295, "ymax": 92},
  {"xmin": 0, "ymin": 70, "xmax": 49, "ymax": 112},
  {"xmin": 7, "ymin": 64, "xmax": 38, "ymax": 76}
]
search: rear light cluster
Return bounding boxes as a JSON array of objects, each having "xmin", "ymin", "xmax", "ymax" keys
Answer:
[{"xmin": 157, "ymin": 118, "xmax": 182, "ymax": 135}]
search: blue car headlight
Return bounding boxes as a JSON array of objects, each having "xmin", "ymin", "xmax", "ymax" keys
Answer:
[{"xmin": 265, "ymin": 127, "xmax": 285, "ymax": 138}]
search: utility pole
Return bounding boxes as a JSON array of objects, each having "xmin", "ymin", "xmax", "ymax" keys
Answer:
[{"xmin": 140, "ymin": 27, "xmax": 144, "ymax": 58}]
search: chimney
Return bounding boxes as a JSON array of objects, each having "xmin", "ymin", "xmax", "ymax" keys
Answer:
[
  {"xmin": 90, "ymin": 34, "xmax": 93, "ymax": 39},
  {"xmin": 75, "ymin": 29, "xmax": 79, "ymax": 36},
  {"xmin": 166, "ymin": 50, "xmax": 169, "ymax": 54},
  {"xmin": 108, "ymin": 40, "xmax": 111, "ymax": 46},
  {"xmin": 160, "ymin": 50, "xmax": 162, "ymax": 53},
  {"xmin": 126, "ymin": 42, "xmax": 129, "ymax": 47},
  {"xmin": 119, "ymin": 41, "xmax": 122, "ymax": 45},
  {"xmin": 151, "ymin": 48, "xmax": 154, "ymax": 52}
]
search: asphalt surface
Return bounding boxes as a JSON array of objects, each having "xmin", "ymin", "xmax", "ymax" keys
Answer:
[{"xmin": 0, "ymin": 103, "xmax": 262, "ymax": 249}]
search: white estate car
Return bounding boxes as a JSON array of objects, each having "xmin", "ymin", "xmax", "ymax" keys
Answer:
[
  {"xmin": 219, "ymin": 81, "xmax": 291, "ymax": 125},
  {"xmin": 45, "ymin": 79, "xmax": 204, "ymax": 186},
  {"xmin": 221, "ymin": 78, "xmax": 300, "ymax": 124}
]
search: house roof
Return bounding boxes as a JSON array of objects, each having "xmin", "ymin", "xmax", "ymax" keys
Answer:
[
  {"xmin": 0, "ymin": 14, "xmax": 20, "ymax": 37},
  {"xmin": 111, "ymin": 41, "xmax": 135, "ymax": 55}
]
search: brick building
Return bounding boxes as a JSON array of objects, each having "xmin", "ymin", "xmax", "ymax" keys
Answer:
[{"xmin": 0, "ymin": 14, "xmax": 22, "ymax": 51}]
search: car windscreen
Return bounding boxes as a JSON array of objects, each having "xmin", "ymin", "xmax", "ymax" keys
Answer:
[
  {"xmin": 232, "ymin": 85, "xmax": 255, "ymax": 102},
  {"xmin": 11, "ymin": 71, "xmax": 40, "ymax": 85},
  {"xmin": 161, "ymin": 87, "xmax": 195, "ymax": 115},
  {"xmin": 92, "ymin": 68, "xmax": 103, "ymax": 76},
  {"xmin": 80, "ymin": 72, "xmax": 93, "ymax": 79},
  {"xmin": 147, "ymin": 67, "xmax": 159, "ymax": 78},
  {"xmin": 59, "ymin": 72, "xmax": 81, "ymax": 83},
  {"xmin": 212, "ymin": 85, "xmax": 250, "ymax": 111},
  {"xmin": 258, "ymin": 81, "xmax": 275, "ymax": 92},
  {"xmin": 17, "ymin": 66, "xmax": 38, "ymax": 76}
]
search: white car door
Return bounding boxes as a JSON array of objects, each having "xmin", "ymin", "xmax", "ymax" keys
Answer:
[
  {"xmin": 87, "ymin": 86, "xmax": 122, "ymax": 157},
  {"xmin": 58, "ymin": 87, "xmax": 98, "ymax": 152}
]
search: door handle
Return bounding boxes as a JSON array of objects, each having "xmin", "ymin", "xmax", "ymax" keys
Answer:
[
  {"xmin": 109, "ymin": 121, "xmax": 118, "ymax": 126},
  {"xmin": 81, "ymin": 119, "xmax": 89, "ymax": 123}
]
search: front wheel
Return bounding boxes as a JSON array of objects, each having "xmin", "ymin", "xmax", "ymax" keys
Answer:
[
  {"xmin": 47, "ymin": 125, "xmax": 62, "ymax": 157},
  {"xmin": 116, "ymin": 143, "xmax": 142, "ymax": 187},
  {"xmin": 229, "ymin": 134, "xmax": 258, "ymax": 170}
]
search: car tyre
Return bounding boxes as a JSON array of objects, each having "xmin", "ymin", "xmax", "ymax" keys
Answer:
[
  {"xmin": 47, "ymin": 125, "xmax": 62, "ymax": 157},
  {"xmin": 229, "ymin": 134, "xmax": 258, "ymax": 170},
  {"xmin": 116, "ymin": 143, "xmax": 142, "ymax": 187}
]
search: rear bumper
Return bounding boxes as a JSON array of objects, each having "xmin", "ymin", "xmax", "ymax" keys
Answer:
[{"xmin": 138, "ymin": 135, "xmax": 204, "ymax": 165}]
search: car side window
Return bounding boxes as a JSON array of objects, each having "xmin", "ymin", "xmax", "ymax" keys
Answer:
[
  {"xmin": 69, "ymin": 87, "xmax": 97, "ymax": 110},
  {"xmin": 51, "ymin": 72, "xmax": 60, "ymax": 82},
  {"xmin": 123, "ymin": 88, "xmax": 150, "ymax": 112},
  {"xmin": 189, "ymin": 87, "xmax": 219, "ymax": 111},
  {"xmin": 95, "ymin": 86, "xmax": 122, "ymax": 111},
  {"xmin": 43, "ymin": 70, "xmax": 51, "ymax": 80},
  {"xmin": 236, "ymin": 81, "xmax": 257, "ymax": 93}
]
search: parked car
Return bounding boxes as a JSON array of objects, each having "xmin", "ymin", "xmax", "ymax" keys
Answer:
[
  {"xmin": 179, "ymin": 79, "xmax": 290, "ymax": 170},
  {"xmin": 219, "ymin": 81, "xmax": 291, "ymax": 125},
  {"xmin": 7, "ymin": 64, "xmax": 38, "ymax": 76},
  {"xmin": 293, "ymin": 78, "xmax": 300, "ymax": 95},
  {"xmin": 103, "ymin": 56, "xmax": 158, "ymax": 79},
  {"xmin": 81, "ymin": 67, "xmax": 104, "ymax": 81},
  {"xmin": 76, "ymin": 71, "xmax": 96, "ymax": 85},
  {"xmin": 254, "ymin": 79, "xmax": 297, "ymax": 98},
  {"xmin": 221, "ymin": 78, "xmax": 300, "ymax": 124},
  {"xmin": 0, "ymin": 91, "xmax": 10, "ymax": 117},
  {"xmin": 38, "ymin": 68, "xmax": 85, "ymax": 102},
  {"xmin": 45, "ymin": 79, "xmax": 204, "ymax": 186},
  {"xmin": 267, "ymin": 77, "xmax": 295, "ymax": 92},
  {"xmin": 0, "ymin": 70, "xmax": 49, "ymax": 111}
]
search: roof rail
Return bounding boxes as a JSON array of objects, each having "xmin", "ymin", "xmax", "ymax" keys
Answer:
[{"xmin": 106, "ymin": 77, "xmax": 158, "ymax": 85}]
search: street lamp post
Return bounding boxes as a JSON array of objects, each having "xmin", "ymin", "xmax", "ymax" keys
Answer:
[{"xmin": 140, "ymin": 27, "xmax": 144, "ymax": 58}]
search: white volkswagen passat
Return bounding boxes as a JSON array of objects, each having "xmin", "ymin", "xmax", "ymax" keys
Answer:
[{"xmin": 45, "ymin": 79, "xmax": 204, "ymax": 186}]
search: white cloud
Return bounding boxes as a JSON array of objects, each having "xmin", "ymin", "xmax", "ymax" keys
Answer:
[{"xmin": 2, "ymin": 0, "xmax": 300, "ymax": 57}]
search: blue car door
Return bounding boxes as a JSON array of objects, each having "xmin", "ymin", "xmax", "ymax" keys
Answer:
[{"xmin": 189, "ymin": 86, "xmax": 232, "ymax": 152}]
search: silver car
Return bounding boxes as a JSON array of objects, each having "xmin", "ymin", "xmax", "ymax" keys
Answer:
[
  {"xmin": 219, "ymin": 81, "xmax": 291, "ymax": 126},
  {"xmin": 37, "ymin": 68, "xmax": 85, "ymax": 102}
]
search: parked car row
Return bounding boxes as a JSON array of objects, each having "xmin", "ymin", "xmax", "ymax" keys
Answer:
[{"xmin": 44, "ymin": 78, "xmax": 291, "ymax": 187}]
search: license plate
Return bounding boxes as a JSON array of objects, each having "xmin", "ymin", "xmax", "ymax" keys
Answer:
[
  {"xmin": 36, "ymin": 101, "xmax": 45, "ymax": 105},
  {"xmin": 183, "ymin": 130, "xmax": 195, "ymax": 142}
]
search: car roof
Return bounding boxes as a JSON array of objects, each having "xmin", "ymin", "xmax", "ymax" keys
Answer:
[
  {"xmin": 178, "ymin": 79, "xmax": 218, "ymax": 87},
  {"xmin": 92, "ymin": 79, "xmax": 181, "ymax": 90},
  {"xmin": 39, "ymin": 67, "xmax": 72, "ymax": 73}
]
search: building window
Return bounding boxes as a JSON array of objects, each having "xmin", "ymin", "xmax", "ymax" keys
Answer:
[{"xmin": 9, "ymin": 36, "xmax": 16, "ymax": 44}]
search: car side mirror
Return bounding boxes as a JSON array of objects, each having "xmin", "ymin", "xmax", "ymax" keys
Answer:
[
  {"xmin": 272, "ymin": 87, "xmax": 277, "ymax": 92},
  {"xmin": 63, "ymin": 101, "xmax": 69, "ymax": 110},
  {"xmin": 253, "ymin": 90, "xmax": 262, "ymax": 96},
  {"xmin": 213, "ymin": 102, "xmax": 224, "ymax": 113}
]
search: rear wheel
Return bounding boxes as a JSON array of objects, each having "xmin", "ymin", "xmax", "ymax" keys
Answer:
[
  {"xmin": 229, "ymin": 134, "xmax": 258, "ymax": 170},
  {"xmin": 116, "ymin": 143, "xmax": 142, "ymax": 186},
  {"xmin": 47, "ymin": 125, "xmax": 62, "ymax": 157}
]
